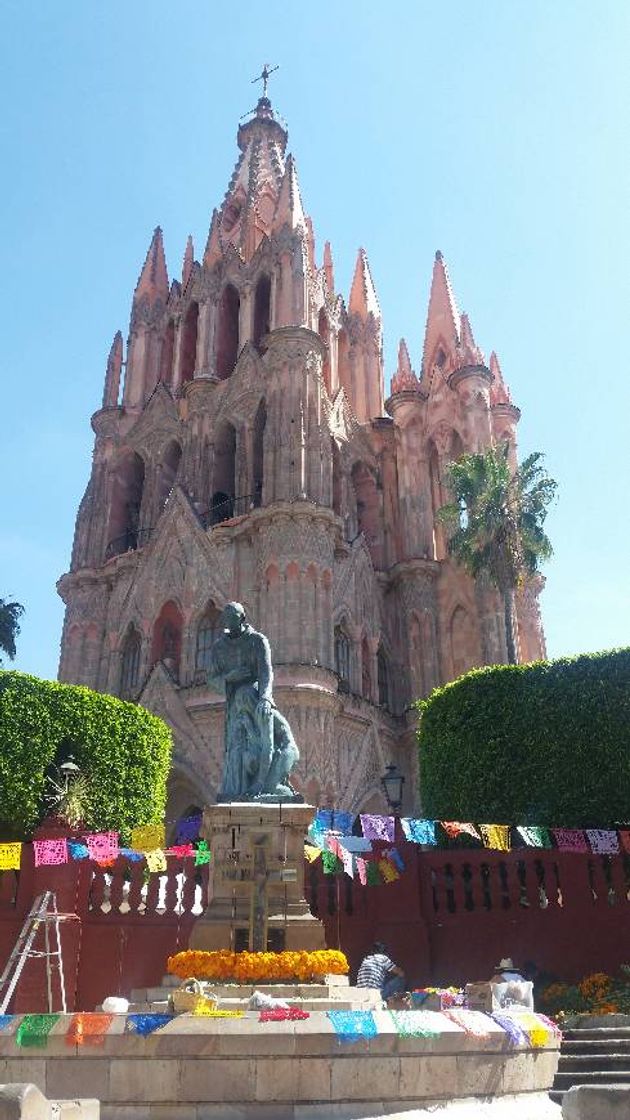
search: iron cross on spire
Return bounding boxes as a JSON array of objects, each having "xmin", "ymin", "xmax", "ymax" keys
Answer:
[{"xmin": 252, "ymin": 63, "xmax": 279, "ymax": 99}]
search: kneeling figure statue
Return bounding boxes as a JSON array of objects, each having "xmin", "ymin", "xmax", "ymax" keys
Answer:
[{"xmin": 207, "ymin": 602, "xmax": 302, "ymax": 803}]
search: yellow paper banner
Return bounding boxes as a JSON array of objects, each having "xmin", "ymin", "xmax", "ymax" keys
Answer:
[
  {"xmin": 479, "ymin": 824, "xmax": 510, "ymax": 851},
  {"xmin": 145, "ymin": 849, "xmax": 167, "ymax": 873},
  {"xmin": 304, "ymin": 844, "xmax": 321, "ymax": 863},
  {"xmin": 0, "ymin": 843, "xmax": 22, "ymax": 870},
  {"xmin": 131, "ymin": 824, "xmax": 165, "ymax": 852}
]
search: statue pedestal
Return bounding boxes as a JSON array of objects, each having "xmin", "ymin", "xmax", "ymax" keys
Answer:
[{"xmin": 189, "ymin": 802, "xmax": 326, "ymax": 953}]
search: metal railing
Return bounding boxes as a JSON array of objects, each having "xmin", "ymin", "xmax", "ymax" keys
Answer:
[
  {"xmin": 199, "ymin": 493, "xmax": 258, "ymax": 529},
  {"xmin": 104, "ymin": 494, "xmax": 260, "ymax": 560},
  {"xmin": 104, "ymin": 527, "xmax": 155, "ymax": 560}
]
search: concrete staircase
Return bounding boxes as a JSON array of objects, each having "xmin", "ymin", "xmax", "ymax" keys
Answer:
[
  {"xmin": 126, "ymin": 971, "xmax": 383, "ymax": 1013},
  {"xmin": 550, "ymin": 1024, "xmax": 630, "ymax": 1104}
]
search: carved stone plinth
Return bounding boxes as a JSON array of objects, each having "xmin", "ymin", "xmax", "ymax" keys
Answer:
[{"xmin": 189, "ymin": 802, "xmax": 326, "ymax": 953}]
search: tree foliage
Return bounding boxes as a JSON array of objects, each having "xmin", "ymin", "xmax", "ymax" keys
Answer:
[
  {"xmin": 0, "ymin": 670, "xmax": 171, "ymax": 839},
  {"xmin": 0, "ymin": 599, "xmax": 24, "ymax": 664},
  {"xmin": 417, "ymin": 648, "xmax": 630, "ymax": 827},
  {"xmin": 438, "ymin": 444, "xmax": 556, "ymax": 662}
]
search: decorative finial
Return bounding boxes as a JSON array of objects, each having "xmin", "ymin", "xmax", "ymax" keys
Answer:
[{"xmin": 252, "ymin": 63, "xmax": 279, "ymax": 99}]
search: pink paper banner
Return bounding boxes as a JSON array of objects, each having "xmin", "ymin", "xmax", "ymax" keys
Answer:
[
  {"xmin": 33, "ymin": 839, "xmax": 68, "ymax": 867},
  {"xmin": 85, "ymin": 832, "xmax": 120, "ymax": 864},
  {"xmin": 356, "ymin": 857, "xmax": 367, "ymax": 886},
  {"xmin": 552, "ymin": 829, "xmax": 589, "ymax": 852}
]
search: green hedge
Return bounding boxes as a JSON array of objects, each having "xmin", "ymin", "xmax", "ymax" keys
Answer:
[
  {"xmin": 0, "ymin": 671, "xmax": 171, "ymax": 839},
  {"xmin": 417, "ymin": 648, "xmax": 630, "ymax": 827}
]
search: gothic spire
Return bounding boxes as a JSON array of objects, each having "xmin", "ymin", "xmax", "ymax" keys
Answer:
[
  {"xmin": 134, "ymin": 226, "xmax": 169, "ymax": 304},
  {"xmin": 272, "ymin": 153, "xmax": 306, "ymax": 233},
  {"xmin": 203, "ymin": 209, "xmax": 222, "ymax": 269},
  {"xmin": 422, "ymin": 250, "xmax": 460, "ymax": 373},
  {"xmin": 102, "ymin": 331, "xmax": 123, "ymax": 408},
  {"xmin": 391, "ymin": 338, "xmax": 421, "ymax": 394},
  {"xmin": 489, "ymin": 350, "xmax": 513, "ymax": 406},
  {"xmin": 182, "ymin": 234, "xmax": 194, "ymax": 287},
  {"xmin": 458, "ymin": 312, "xmax": 485, "ymax": 367},
  {"xmin": 218, "ymin": 96, "xmax": 289, "ymax": 256},
  {"xmin": 323, "ymin": 241, "xmax": 335, "ymax": 293},
  {"xmin": 349, "ymin": 248, "xmax": 381, "ymax": 321}
]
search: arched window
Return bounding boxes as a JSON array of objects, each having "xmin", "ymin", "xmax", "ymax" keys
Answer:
[
  {"xmin": 351, "ymin": 462, "xmax": 382, "ymax": 565},
  {"xmin": 253, "ymin": 275, "xmax": 271, "ymax": 353},
  {"xmin": 106, "ymin": 451, "xmax": 145, "ymax": 558},
  {"xmin": 334, "ymin": 626, "xmax": 351, "ymax": 692},
  {"xmin": 195, "ymin": 603, "xmax": 222, "ymax": 673},
  {"xmin": 160, "ymin": 319, "xmax": 175, "ymax": 385},
  {"xmin": 180, "ymin": 301, "xmax": 199, "ymax": 386},
  {"xmin": 120, "ymin": 626, "xmax": 142, "ymax": 699},
  {"xmin": 361, "ymin": 637, "xmax": 372, "ymax": 700},
  {"xmin": 252, "ymin": 399, "xmax": 266, "ymax": 507},
  {"xmin": 216, "ymin": 284, "xmax": 240, "ymax": 379},
  {"xmin": 318, "ymin": 308, "xmax": 331, "ymax": 394},
  {"xmin": 157, "ymin": 441, "xmax": 182, "ymax": 511},
  {"xmin": 210, "ymin": 421, "xmax": 236, "ymax": 523},
  {"xmin": 377, "ymin": 646, "xmax": 389, "ymax": 709},
  {"xmin": 151, "ymin": 601, "xmax": 183, "ymax": 679}
]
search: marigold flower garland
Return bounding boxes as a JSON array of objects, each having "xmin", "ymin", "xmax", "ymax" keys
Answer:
[{"xmin": 167, "ymin": 949, "xmax": 349, "ymax": 983}]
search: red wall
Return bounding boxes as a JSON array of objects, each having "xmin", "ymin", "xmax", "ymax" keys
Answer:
[{"xmin": 1, "ymin": 838, "xmax": 627, "ymax": 1010}]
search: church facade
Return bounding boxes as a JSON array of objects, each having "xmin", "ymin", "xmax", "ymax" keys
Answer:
[{"xmin": 57, "ymin": 94, "xmax": 545, "ymax": 819}]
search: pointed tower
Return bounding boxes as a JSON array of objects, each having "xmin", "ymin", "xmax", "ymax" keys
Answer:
[
  {"xmin": 421, "ymin": 250, "xmax": 461, "ymax": 377},
  {"xmin": 102, "ymin": 331, "xmax": 123, "ymax": 409},
  {"xmin": 341, "ymin": 248, "xmax": 384, "ymax": 422},
  {"xmin": 391, "ymin": 338, "xmax": 422, "ymax": 395},
  {"xmin": 182, "ymin": 235, "xmax": 194, "ymax": 288},
  {"xmin": 124, "ymin": 227, "xmax": 170, "ymax": 409}
]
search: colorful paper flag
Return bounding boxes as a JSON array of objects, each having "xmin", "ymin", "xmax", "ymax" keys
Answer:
[
  {"xmin": 33, "ymin": 839, "xmax": 68, "ymax": 867},
  {"xmin": 360, "ymin": 814, "xmax": 395, "ymax": 842},
  {"xmin": 441, "ymin": 822, "xmax": 481, "ymax": 841},
  {"xmin": 66, "ymin": 1013, "xmax": 114, "ymax": 1046},
  {"xmin": 552, "ymin": 829, "xmax": 589, "ymax": 852},
  {"xmin": 194, "ymin": 840, "xmax": 212, "ymax": 866},
  {"xmin": 516, "ymin": 827, "xmax": 551, "ymax": 849},
  {"xmin": 85, "ymin": 832, "xmax": 120, "ymax": 864},
  {"xmin": 0, "ymin": 843, "xmax": 22, "ymax": 870},
  {"xmin": 479, "ymin": 825, "xmax": 511, "ymax": 851},
  {"xmin": 401, "ymin": 818, "xmax": 437, "ymax": 845},
  {"xmin": 586, "ymin": 829, "xmax": 619, "ymax": 855},
  {"xmin": 145, "ymin": 849, "xmax": 167, "ymax": 873}
]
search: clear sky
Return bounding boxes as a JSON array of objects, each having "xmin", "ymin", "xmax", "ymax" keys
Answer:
[{"xmin": 1, "ymin": 1, "xmax": 628, "ymax": 681}]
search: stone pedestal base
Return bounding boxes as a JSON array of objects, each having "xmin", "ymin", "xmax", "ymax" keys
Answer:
[{"xmin": 189, "ymin": 802, "xmax": 326, "ymax": 953}]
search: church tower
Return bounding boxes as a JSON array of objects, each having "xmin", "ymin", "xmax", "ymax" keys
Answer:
[{"xmin": 57, "ymin": 90, "xmax": 546, "ymax": 819}]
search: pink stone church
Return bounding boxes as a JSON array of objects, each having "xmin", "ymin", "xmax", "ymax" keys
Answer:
[{"xmin": 57, "ymin": 93, "xmax": 545, "ymax": 818}]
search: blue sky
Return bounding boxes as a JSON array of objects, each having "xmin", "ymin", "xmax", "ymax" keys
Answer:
[{"xmin": 1, "ymin": 1, "xmax": 628, "ymax": 681}]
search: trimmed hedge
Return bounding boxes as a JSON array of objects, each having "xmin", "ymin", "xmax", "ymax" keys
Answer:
[
  {"xmin": 417, "ymin": 648, "xmax": 630, "ymax": 827},
  {"xmin": 0, "ymin": 670, "xmax": 171, "ymax": 839}
]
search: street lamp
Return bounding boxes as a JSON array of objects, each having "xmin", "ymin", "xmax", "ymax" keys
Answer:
[{"xmin": 381, "ymin": 763, "xmax": 405, "ymax": 814}]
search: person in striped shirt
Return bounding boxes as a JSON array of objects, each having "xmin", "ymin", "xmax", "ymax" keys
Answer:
[{"xmin": 356, "ymin": 941, "xmax": 406, "ymax": 1002}]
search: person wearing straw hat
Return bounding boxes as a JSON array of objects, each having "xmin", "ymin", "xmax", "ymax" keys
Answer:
[{"xmin": 491, "ymin": 957, "xmax": 525, "ymax": 984}]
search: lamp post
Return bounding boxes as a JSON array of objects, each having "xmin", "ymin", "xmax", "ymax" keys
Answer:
[{"xmin": 381, "ymin": 763, "xmax": 405, "ymax": 814}]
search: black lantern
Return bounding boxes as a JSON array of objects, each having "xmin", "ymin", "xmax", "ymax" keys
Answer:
[{"xmin": 381, "ymin": 762, "xmax": 405, "ymax": 813}]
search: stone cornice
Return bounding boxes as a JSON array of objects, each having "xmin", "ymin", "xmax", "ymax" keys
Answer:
[
  {"xmin": 447, "ymin": 363, "xmax": 492, "ymax": 391},
  {"xmin": 491, "ymin": 401, "xmax": 521, "ymax": 423}
]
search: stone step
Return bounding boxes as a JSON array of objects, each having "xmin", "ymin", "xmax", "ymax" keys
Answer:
[
  {"xmin": 127, "ymin": 995, "xmax": 379, "ymax": 1013},
  {"xmin": 563, "ymin": 1038, "xmax": 630, "ymax": 1053},
  {"xmin": 563, "ymin": 1027, "xmax": 630, "ymax": 1040},
  {"xmin": 130, "ymin": 982, "xmax": 377, "ymax": 1005},
  {"xmin": 560, "ymin": 1053, "xmax": 630, "ymax": 1072},
  {"xmin": 554, "ymin": 1069, "xmax": 630, "ymax": 1087}
]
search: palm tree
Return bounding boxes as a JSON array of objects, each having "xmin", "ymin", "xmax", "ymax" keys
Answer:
[
  {"xmin": 0, "ymin": 598, "xmax": 24, "ymax": 665},
  {"xmin": 437, "ymin": 444, "xmax": 556, "ymax": 664}
]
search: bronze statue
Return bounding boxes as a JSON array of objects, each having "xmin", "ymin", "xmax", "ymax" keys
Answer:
[{"xmin": 206, "ymin": 602, "xmax": 302, "ymax": 802}]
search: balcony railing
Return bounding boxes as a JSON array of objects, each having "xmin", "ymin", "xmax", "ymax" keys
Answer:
[
  {"xmin": 104, "ymin": 527, "xmax": 155, "ymax": 560},
  {"xmin": 199, "ymin": 493, "xmax": 257, "ymax": 529},
  {"xmin": 104, "ymin": 494, "xmax": 259, "ymax": 560}
]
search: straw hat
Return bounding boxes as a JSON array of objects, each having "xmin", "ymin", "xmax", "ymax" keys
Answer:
[{"xmin": 495, "ymin": 957, "xmax": 516, "ymax": 970}]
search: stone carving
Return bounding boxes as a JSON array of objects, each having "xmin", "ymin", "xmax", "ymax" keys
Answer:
[{"xmin": 207, "ymin": 602, "xmax": 302, "ymax": 803}]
